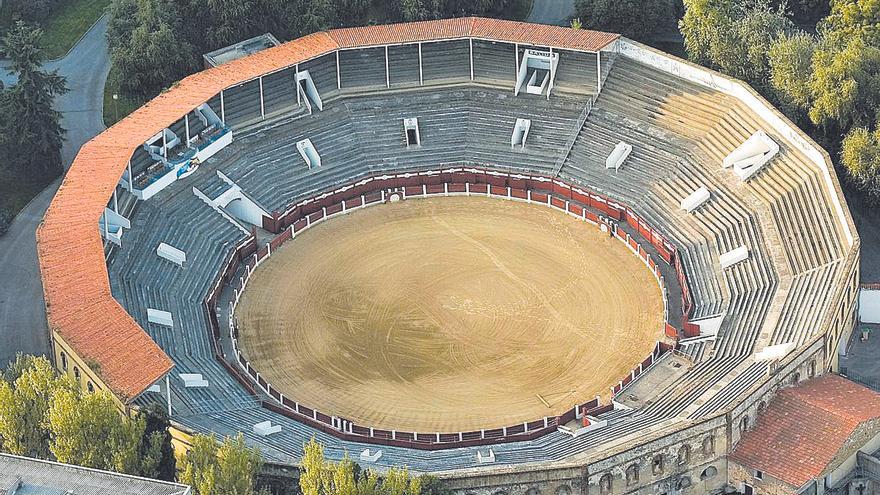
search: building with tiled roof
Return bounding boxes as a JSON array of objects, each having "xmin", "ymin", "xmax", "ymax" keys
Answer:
[
  {"xmin": 0, "ymin": 453, "xmax": 191, "ymax": 495},
  {"xmin": 37, "ymin": 15, "xmax": 866, "ymax": 495},
  {"xmin": 730, "ymin": 374, "xmax": 880, "ymax": 495}
]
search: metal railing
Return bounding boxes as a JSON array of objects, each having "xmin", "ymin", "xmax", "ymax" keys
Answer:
[{"xmin": 551, "ymin": 97, "xmax": 594, "ymax": 177}]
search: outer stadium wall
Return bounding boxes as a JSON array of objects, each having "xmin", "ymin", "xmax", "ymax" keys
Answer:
[{"xmin": 204, "ymin": 167, "xmax": 685, "ymax": 450}]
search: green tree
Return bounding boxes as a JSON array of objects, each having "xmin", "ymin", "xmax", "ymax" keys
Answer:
[
  {"xmin": 300, "ymin": 438, "xmax": 330, "ymax": 495},
  {"xmin": 138, "ymin": 403, "xmax": 177, "ymax": 481},
  {"xmin": 179, "ymin": 433, "xmax": 263, "ymax": 495},
  {"xmin": 0, "ymin": 355, "xmax": 72, "ymax": 458},
  {"xmin": 47, "ymin": 388, "xmax": 146, "ymax": 473},
  {"xmin": 808, "ymin": 37, "xmax": 880, "ymax": 129},
  {"xmin": 768, "ymin": 31, "xmax": 816, "ymax": 113},
  {"xmin": 357, "ymin": 469, "xmax": 381, "ymax": 495},
  {"xmin": 841, "ymin": 126, "xmax": 880, "ymax": 201},
  {"xmin": 574, "ymin": 0, "xmax": 673, "ymax": 41},
  {"xmin": 109, "ymin": 0, "xmax": 197, "ymax": 98},
  {"xmin": 680, "ymin": 0, "xmax": 734, "ymax": 65},
  {"xmin": 0, "ymin": 22, "xmax": 68, "ymax": 175},
  {"xmin": 819, "ymin": 0, "xmax": 880, "ymax": 46}
]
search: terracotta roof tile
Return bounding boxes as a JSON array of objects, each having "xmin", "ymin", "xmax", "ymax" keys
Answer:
[
  {"xmin": 38, "ymin": 18, "xmax": 618, "ymax": 402},
  {"xmin": 730, "ymin": 374, "xmax": 880, "ymax": 488}
]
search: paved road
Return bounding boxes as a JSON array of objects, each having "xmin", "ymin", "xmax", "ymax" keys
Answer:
[
  {"xmin": 527, "ymin": 0, "xmax": 575, "ymax": 26},
  {"xmin": 0, "ymin": 15, "xmax": 110, "ymax": 367}
]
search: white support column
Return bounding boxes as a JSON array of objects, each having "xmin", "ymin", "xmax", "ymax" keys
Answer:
[
  {"xmin": 514, "ymin": 43, "xmax": 519, "ymax": 90},
  {"xmin": 385, "ymin": 45, "xmax": 390, "ymax": 88},
  {"xmin": 259, "ymin": 76, "xmax": 265, "ymax": 118},
  {"xmin": 166, "ymin": 375, "xmax": 172, "ymax": 416},
  {"xmin": 220, "ymin": 90, "xmax": 226, "ymax": 123},
  {"xmin": 469, "ymin": 38, "xmax": 474, "ymax": 81},
  {"xmin": 102, "ymin": 209, "xmax": 108, "ymax": 241},
  {"xmin": 596, "ymin": 51, "xmax": 602, "ymax": 93},
  {"xmin": 113, "ymin": 189, "xmax": 118, "ymax": 213},
  {"xmin": 295, "ymin": 64, "xmax": 301, "ymax": 104},
  {"xmin": 161, "ymin": 130, "xmax": 167, "ymax": 159},
  {"xmin": 336, "ymin": 51, "xmax": 341, "ymax": 90},
  {"xmin": 127, "ymin": 160, "xmax": 133, "ymax": 190},
  {"xmin": 184, "ymin": 114, "xmax": 190, "ymax": 144},
  {"xmin": 547, "ymin": 47, "xmax": 553, "ymax": 100},
  {"xmin": 418, "ymin": 42, "xmax": 423, "ymax": 86}
]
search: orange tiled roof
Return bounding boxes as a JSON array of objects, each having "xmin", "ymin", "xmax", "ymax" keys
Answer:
[
  {"xmin": 36, "ymin": 18, "xmax": 617, "ymax": 402},
  {"xmin": 730, "ymin": 374, "xmax": 880, "ymax": 488}
]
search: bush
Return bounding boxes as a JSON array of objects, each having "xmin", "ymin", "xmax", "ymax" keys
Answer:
[{"xmin": 0, "ymin": 208, "xmax": 12, "ymax": 237}]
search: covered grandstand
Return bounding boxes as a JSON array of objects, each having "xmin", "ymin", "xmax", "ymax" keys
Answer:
[{"xmin": 38, "ymin": 17, "xmax": 859, "ymax": 494}]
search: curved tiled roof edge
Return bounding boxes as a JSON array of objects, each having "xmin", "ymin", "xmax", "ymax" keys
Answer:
[{"xmin": 35, "ymin": 18, "xmax": 619, "ymax": 402}]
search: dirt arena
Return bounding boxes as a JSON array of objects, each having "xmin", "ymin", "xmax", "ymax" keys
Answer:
[{"xmin": 236, "ymin": 197, "xmax": 664, "ymax": 432}]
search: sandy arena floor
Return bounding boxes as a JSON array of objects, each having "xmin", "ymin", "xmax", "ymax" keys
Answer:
[{"xmin": 236, "ymin": 197, "xmax": 664, "ymax": 432}]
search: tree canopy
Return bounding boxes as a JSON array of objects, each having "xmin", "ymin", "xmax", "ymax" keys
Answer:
[
  {"xmin": 179, "ymin": 433, "xmax": 264, "ymax": 495},
  {"xmin": 574, "ymin": 0, "xmax": 673, "ymax": 41}
]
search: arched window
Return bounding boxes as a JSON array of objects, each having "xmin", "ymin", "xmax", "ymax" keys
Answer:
[
  {"xmin": 677, "ymin": 477, "xmax": 692, "ymax": 490},
  {"xmin": 700, "ymin": 466, "xmax": 718, "ymax": 480},
  {"xmin": 87, "ymin": 381, "xmax": 94, "ymax": 393},
  {"xmin": 626, "ymin": 464, "xmax": 639, "ymax": 485},
  {"xmin": 599, "ymin": 474, "xmax": 613, "ymax": 495},
  {"xmin": 808, "ymin": 360, "xmax": 816, "ymax": 378},
  {"xmin": 702, "ymin": 435, "xmax": 715, "ymax": 456},
  {"xmin": 73, "ymin": 366, "xmax": 80, "ymax": 381},
  {"xmin": 790, "ymin": 372, "xmax": 800, "ymax": 385},
  {"xmin": 757, "ymin": 400, "xmax": 767, "ymax": 413},
  {"xmin": 678, "ymin": 444, "xmax": 691, "ymax": 465},
  {"xmin": 60, "ymin": 351, "xmax": 67, "ymax": 370},
  {"xmin": 739, "ymin": 415, "xmax": 749, "ymax": 433},
  {"xmin": 652, "ymin": 454, "xmax": 664, "ymax": 475},
  {"xmin": 555, "ymin": 485, "xmax": 571, "ymax": 495}
]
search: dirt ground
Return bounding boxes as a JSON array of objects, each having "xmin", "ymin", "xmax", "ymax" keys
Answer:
[{"xmin": 236, "ymin": 197, "xmax": 664, "ymax": 432}]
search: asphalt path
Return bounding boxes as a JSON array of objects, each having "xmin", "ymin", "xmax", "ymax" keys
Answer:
[{"xmin": 0, "ymin": 14, "xmax": 110, "ymax": 367}]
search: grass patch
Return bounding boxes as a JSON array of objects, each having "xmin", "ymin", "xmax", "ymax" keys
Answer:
[
  {"xmin": 103, "ymin": 62, "xmax": 145, "ymax": 127},
  {"xmin": 0, "ymin": 164, "xmax": 59, "ymax": 218},
  {"xmin": 0, "ymin": 0, "xmax": 110, "ymax": 60},
  {"xmin": 40, "ymin": 0, "xmax": 111, "ymax": 59}
]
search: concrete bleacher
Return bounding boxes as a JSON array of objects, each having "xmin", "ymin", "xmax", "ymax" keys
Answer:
[{"xmin": 106, "ymin": 45, "xmax": 852, "ymax": 473}]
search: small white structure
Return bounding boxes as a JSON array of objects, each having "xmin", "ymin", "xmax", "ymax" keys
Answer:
[
  {"xmin": 156, "ymin": 242, "xmax": 186, "ymax": 266},
  {"xmin": 558, "ymin": 416, "xmax": 609, "ymax": 438},
  {"xmin": 511, "ymin": 118, "xmax": 531, "ymax": 148},
  {"xmin": 723, "ymin": 131, "xmax": 779, "ymax": 181},
  {"xmin": 99, "ymin": 208, "xmax": 131, "ymax": 247},
  {"xmin": 476, "ymin": 449, "xmax": 495, "ymax": 464},
  {"xmin": 404, "ymin": 118, "xmax": 420, "ymax": 147},
  {"xmin": 754, "ymin": 342, "xmax": 796, "ymax": 362},
  {"xmin": 179, "ymin": 373, "xmax": 209, "ymax": 388},
  {"xmin": 605, "ymin": 141, "xmax": 632, "ymax": 170},
  {"xmin": 860, "ymin": 288, "xmax": 880, "ymax": 324},
  {"xmin": 145, "ymin": 128, "xmax": 181, "ymax": 162},
  {"xmin": 296, "ymin": 70, "xmax": 323, "ymax": 111},
  {"xmin": 147, "ymin": 384, "xmax": 161, "ymax": 393},
  {"xmin": 360, "ymin": 449, "xmax": 383, "ymax": 462},
  {"xmin": 719, "ymin": 246, "xmax": 749, "ymax": 269},
  {"xmin": 680, "ymin": 186, "xmax": 711, "ymax": 213},
  {"xmin": 688, "ymin": 313, "xmax": 725, "ymax": 336},
  {"xmin": 515, "ymin": 49, "xmax": 558, "ymax": 96},
  {"xmin": 297, "ymin": 139, "xmax": 321, "ymax": 169},
  {"xmin": 146, "ymin": 308, "xmax": 174, "ymax": 328},
  {"xmin": 253, "ymin": 420, "xmax": 281, "ymax": 437}
]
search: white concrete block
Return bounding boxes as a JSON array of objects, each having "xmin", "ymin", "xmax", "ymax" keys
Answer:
[
  {"xmin": 297, "ymin": 139, "xmax": 321, "ymax": 169},
  {"xmin": 723, "ymin": 131, "xmax": 779, "ymax": 181},
  {"xmin": 476, "ymin": 449, "xmax": 495, "ymax": 464},
  {"xmin": 179, "ymin": 373, "xmax": 208, "ymax": 388},
  {"xmin": 157, "ymin": 242, "xmax": 186, "ymax": 266},
  {"xmin": 680, "ymin": 186, "xmax": 710, "ymax": 213},
  {"xmin": 511, "ymin": 118, "xmax": 531, "ymax": 148},
  {"xmin": 605, "ymin": 141, "xmax": 632, "ymax": 170},
  {"xmin": 360, "ymin": 449, "xmax": 383, "ymax": 462},
  {"xmin": 147, "ymin": 308, "xmax": 173, "ymax": 328},
  {"xmin": 719, "ymin": 246, "xmax": 749, "ymax": 269},
  {"xmin": 253, "ymin": 420, "xmax": 281, "ymax": 436}
]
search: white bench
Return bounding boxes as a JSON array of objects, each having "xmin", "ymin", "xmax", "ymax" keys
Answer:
[
  {"xmin": 680, "ymin": 186, "xmax": 710, "ymax": 213},
  {"xmin": 146, "ymin": 308, "xmax": 173, "ymax": 328},
  {"xmin": 723, "ymin": 131, "xmax": 778, "ymax": 181},
  {"xmin": 156, "ymin": 242, "xmax": 186, "ymax": 266},
  {"xmin": 179, "ymin": 373, "xmax": 208, "ymax": 388},
  {"xmin": 476, "ymin": 449, "xmax": 495, "ymax": 464},
  {"xmin": 719, "ymin": 246, "xmax": 749, "ymax": 269},
  {"xmin": 360, "ymin": 448, "xmax": 383, "ymax": 462},
  {"xmin": 297, "ymin": 139, "xmax": 321, "ymax": 169},
  {"xmin": 253, "ymin": 420, "xmax": 281, "ymax": 437},
  {"xmin": 605, "ymin": 141, "xmax": 632, "ymax": 170}
]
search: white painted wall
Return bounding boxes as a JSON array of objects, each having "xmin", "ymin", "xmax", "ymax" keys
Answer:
[{"xmin": 859, "ymin": 289, "xmax": 880, "ymax": 324}]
